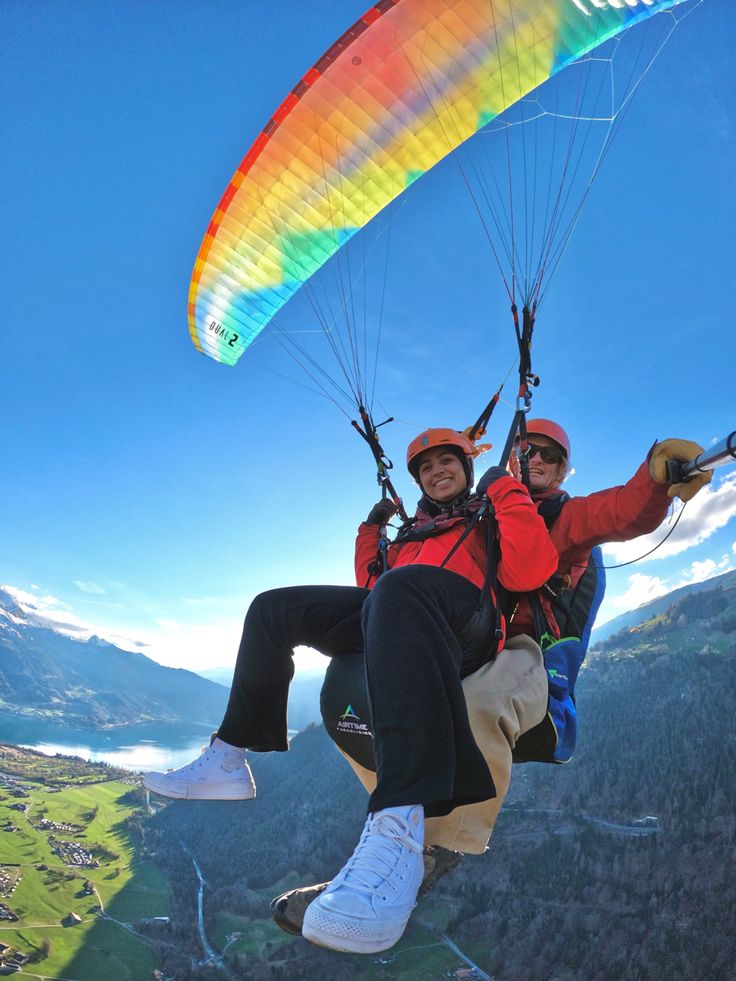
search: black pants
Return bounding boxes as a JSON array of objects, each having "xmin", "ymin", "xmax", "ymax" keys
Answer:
[{"xmin": 217, "ymin": 565, "xmax": 496, "ymax": 817}]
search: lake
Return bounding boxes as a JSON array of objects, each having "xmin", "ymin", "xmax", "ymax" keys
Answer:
[
  {"xmin": 0, "ymin": 715, "xmax": 302, "ymax": 772},
  {"xmin": 19, "ymin": 737, "xmax": 213, "ymax": 772}
]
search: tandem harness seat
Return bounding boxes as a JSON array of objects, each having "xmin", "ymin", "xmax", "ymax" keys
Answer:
[{"xmin": 320, "ymin": 542, "xmax": 605, "ymax": 772}]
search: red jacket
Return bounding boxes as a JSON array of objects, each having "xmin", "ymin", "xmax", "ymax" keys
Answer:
[
  {"xmin": 509, "ymin": 460, "xmax": 671, "ymax": 639},
  {"xmin": 355, "ymin": 475, "xmax": 558, "ymax": 649}
]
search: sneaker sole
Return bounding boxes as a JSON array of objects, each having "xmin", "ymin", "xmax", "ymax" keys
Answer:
[
  {"xmin": 270, "ymin": 846, "xmax": 462, "ymax": 937},
  {"xmin": 302, "ymin": 913, "xmax": 411, "ymax": 955},
  {"xmin": 143, "ymin": 779, "xmax": 255, "ymax": 801},
  {"xmin": 420, "ymin": 845, "xmax": 463, "ymax": 893},
  {"xmin": 270, "ymin": 883, "xmax": 329, "ymax": 936}
]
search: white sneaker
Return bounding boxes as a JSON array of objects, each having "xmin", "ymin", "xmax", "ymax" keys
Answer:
[
  {"xmin": 143, "ymin": 742, "xmax": 255, "ymax": 800},
  {"xmin": 302, "ymin": 804, "xmax": 424, "ymax": 954}
]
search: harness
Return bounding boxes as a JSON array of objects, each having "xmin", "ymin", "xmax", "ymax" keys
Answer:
[
  {"xmin": 512, "ymin": 495, "xmax": 607, "ymax": 765},
  {"xmin": 369, "ymin": 497, "xmax": 505, "ymax": 655}
]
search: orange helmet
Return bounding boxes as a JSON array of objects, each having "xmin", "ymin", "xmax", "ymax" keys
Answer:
[
  {"xmin": 525, "ymin": 418, "xmax": 570, "ymax": 459},
  {"xmin": 406, "ymin": 428, "xmax": 475, "ymax": 480}
]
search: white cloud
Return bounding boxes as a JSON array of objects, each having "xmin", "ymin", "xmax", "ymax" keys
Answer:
[
  {"xmin": 0, "ymin": 585, "xmax": 87, "ymax": 636},
  {"xmin": 672, "ymin": 553, "xmax": 735, "ymax": 590},
  {"xmin": 154, "ymin": 618, "xmax": 181, "ymax": 630},
  {"xmin": 102, "ymin": 620, "xmax": 325, "ymax": 675},
  {"xmin": 683, "ymin": 558, "xmax": 717, "ymax": 581},
  {"xmin": 603, "ymin": 472, "xmax": 736, "ymax": 564},
  {"xmin": 1, "ymin": 582, "xmax": 240, "ymax": 670},
  {"xmin": 607, "ymin": 573, "xmax": 669, "ymax": 613},
  {"xmin": 118, "ymin": 619, "xmax": 244, "ymax": 671},
  {"xmin": 596, "ymin": 549, "xmax": 736, "ymax": 628},
  {"xmin": 73, "ymin": 580, "xmax": 106, "ymax": 595}
]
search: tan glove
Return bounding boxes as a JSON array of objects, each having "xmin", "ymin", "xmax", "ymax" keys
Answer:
[{"xmin": 649, "ymin": 438, "xmax": 712, "ymax": 502}]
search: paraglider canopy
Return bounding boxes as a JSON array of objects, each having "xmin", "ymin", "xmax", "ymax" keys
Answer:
[{"xmin": 189, "ymin": 0, "xmax": 690, "ymax": 373}]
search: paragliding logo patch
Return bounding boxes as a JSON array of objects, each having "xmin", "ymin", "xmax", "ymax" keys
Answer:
[{"xmin": 337, "ymin": 705, "xmax": 372, "ymax": 738}]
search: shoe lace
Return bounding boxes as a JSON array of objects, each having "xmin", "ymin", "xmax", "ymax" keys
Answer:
[
  {"xmin": 341, "ymin": 813, "xmax": 423, "ymax": 895},
  {"xmin": 186, "ymin": 743, "xmax": 245, "ymax": 771},
  {"xmin": 169, "ymin": 745, "xmax": 228, "ymax": 775}
]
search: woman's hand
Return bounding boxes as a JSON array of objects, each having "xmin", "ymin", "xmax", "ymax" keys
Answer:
[
  {"xmin": 475, "ymin": 466, "xmax": 510, "ymax": 498},
  {"xmin": 365, "ymin": 499, "xmax": 398, "ymax": 525}
]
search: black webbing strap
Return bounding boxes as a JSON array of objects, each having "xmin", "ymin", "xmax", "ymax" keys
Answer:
[
  {"xmin": 438, "ymin": 500, "xmax": 489, "ymax": 571},
  {"xmin": 493, "ymin": 303, "xmax": 539, "ymax": 490},
  {"xmin": 480, "ymin": 508, "xmax": 505, "ymax": 642},
  {"xmin": 466, "ymin": 387, "xmax": 502, "ymax": 443},
  {"xmin": 438, "ymin": 501, "xmax": 504, "ymax": 643},
  {"xmin": 351, "ymin": 404, "xmax": 410, "ymax": 524}
]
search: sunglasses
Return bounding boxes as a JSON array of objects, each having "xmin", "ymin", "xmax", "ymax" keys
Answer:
[{"xmin": 517, "ymin": 442, "xmax": 566, "ymax": 465}]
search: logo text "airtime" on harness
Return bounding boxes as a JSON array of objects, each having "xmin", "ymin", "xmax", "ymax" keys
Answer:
[{"xmin": 336, "ymin": 705, "xmax": 372, "ymax": 738}]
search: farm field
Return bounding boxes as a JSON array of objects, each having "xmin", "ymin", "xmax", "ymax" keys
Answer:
[
  {"xmin": 0, "ymin": 745, "xmax": 170, "ymax": 979},
  {"xmin": 209, "ymin": 889, "xmax": 472, "ymax": 980}
]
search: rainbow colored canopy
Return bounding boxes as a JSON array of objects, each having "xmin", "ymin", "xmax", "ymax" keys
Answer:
[{"xmin": 189, "ymin": 0, "xmax": 686, "ymax": 366}]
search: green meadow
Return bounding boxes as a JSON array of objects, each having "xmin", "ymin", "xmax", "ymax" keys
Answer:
[
  {"xmin": 0, "ymin": 746, "xmax": 476, "ymax": 980},
  {"xmin": 0, "ymin": 746, "xmax": 169, "ymax": 980},
  {"xmin": 209, "ymin": 886, "xmax": 470, "ymax": 980}
]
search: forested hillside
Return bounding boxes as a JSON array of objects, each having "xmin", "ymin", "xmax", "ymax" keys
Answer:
[
  {"xmin": 142, "ymin": 579, "xmax": 736, "ymax": 980},
  {"xmin": 590, "ymin": 567, "xmax": 736, "ymax": 645}
]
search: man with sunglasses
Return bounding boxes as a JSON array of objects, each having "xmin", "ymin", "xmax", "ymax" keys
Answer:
[
  {"xmin": 506, "ymin": 418, "xmax": 711, "ymax": 640},
  {"xmin": 520, "ymin": 422, "xmax": 570, "ymax": 492}
]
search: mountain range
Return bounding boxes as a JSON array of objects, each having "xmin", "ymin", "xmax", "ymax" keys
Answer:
[
  {"xmin": 590, "ymin": 567, "xmax": 736, "ymax": 645},
  {"xmin": 2, "ymin": 566, "xmax": 733, "ymax": 735},
  {"xmin": 0, "ymin": 588, "xmax": 325, "ymax": 735},
  {"xmin": 0, "ymin": 587, "xmax": 227, "ymax": 729}
]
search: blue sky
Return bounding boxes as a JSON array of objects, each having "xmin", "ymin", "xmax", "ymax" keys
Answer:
[{"xmin": 2, "ymin": 0, "xmax": 734, "ymax": 675}]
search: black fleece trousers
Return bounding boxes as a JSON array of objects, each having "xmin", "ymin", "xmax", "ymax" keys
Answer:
[{"xmin": 217, "ymin": 565, "xmax": 496, "ymax": 817}]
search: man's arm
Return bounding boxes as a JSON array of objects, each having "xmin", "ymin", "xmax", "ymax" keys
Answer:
[{"xmin": 550, "ymin": 460, "xmax": 670, "ymax": 553}]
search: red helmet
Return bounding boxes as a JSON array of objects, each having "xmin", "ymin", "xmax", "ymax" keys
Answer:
[
  {"xmin": 406, "ymin": 428, "xmax": 475, "ymax": 480},
  {"xmin": 525, "ymin": 418, "xmax": 570, "ymax": 459}
]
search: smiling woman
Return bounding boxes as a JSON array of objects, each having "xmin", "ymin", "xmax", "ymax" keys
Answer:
[
  {"xmin": 407, "ymin": 428, "xmax": 476, "ymax": 504},
  {"xmin": 417, "ymin": 449, "xmax": 468, "ymax": 502}
]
